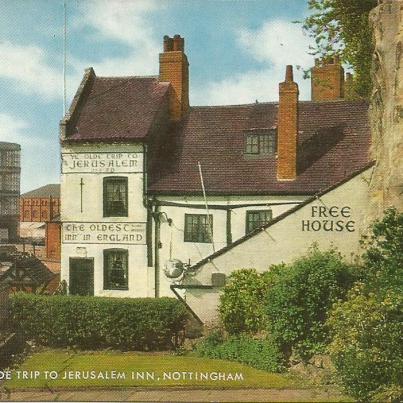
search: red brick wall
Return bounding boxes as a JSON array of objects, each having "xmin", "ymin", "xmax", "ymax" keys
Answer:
[
  {"xmin": 45, "ymin": 221, "xmax": 61, "ymax": 260},
  {"xmin": 277, "ymin": 66, "xmax": 298, "ymax": 181},
  {"xmin": 311, "ymin": 57, "xmax": 345, "ymax": 101},
  {"xmin": 20, "ymin": 197, "xmax": 60, "ymax": 222},
  {"xmin": 159, "ymin": 35, "xmax": 189, "ymax": 121}
]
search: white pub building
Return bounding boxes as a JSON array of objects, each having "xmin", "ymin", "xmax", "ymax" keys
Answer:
[{"xmin": 60, "ymin": 35, "xmax": 373, "ymax": 321}]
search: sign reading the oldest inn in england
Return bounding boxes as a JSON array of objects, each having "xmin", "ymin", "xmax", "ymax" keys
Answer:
[
  {"xmin": 62, "ymin": 222, "xmax": 146, "ymax": 245},
  {"xmin": 61, "ymin": 152, "xmax": 142, "ymax": 174}
]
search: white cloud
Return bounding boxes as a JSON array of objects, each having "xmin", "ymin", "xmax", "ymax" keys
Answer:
[
  {"xmin": 192, "ymin": 20, "xmax": 314, "ymax": 105},
  {"xmin": 0, "ymin": 113, "xmax": 33, "ymax": 146},
  {"xmin": 0, "ymin": 41, "xmax": 63, "ymax": 101},
  {"xmin": 0, "ymin": 113, "xmax": 59, "ymax": 192},
  {"xmin": 74, "ymin": 0, "xmax": 161, "ymax": 76},
  {"xmin": 238, "ymin": 20, "xmax": 313, "ymax": 68}
]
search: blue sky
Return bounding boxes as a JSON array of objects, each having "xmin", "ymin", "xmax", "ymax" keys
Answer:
[{"xmin": 0, "ymin": 0, "xmax": 314, "ymax": 192}]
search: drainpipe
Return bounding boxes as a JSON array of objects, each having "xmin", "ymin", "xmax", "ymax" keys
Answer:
[{"xmin": 153, "ymin": 203, "xmax": 161, "ymax": 298}]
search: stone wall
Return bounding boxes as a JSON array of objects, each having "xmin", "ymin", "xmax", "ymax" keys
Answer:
[{"xmin": 368, "ymin": 0, "xmax": 403, "ymax": 220}]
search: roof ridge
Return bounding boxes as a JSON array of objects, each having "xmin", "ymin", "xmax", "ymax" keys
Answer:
[
  {"xmin": 96, "ymin": 75, "xmax": 158, "ymax": 80},
  {"xmin": 191, "ymin": 101, "xmax": 279, "ymax": 109}
]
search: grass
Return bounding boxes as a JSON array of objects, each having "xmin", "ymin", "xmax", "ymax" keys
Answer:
[{"xmin": 4, "ymin": 349, "xmax": 303, "ymax": 390}]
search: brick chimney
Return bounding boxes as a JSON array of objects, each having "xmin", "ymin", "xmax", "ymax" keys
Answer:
[
  {"xmin": 159, "ymin": 35, "xmax": 189, "ymax": 121},
  {"xmin": 311, "ymin": 56, "xmax": 345, "ymax": 101},
  {"xmin": 277, "ymin": 65, "xmax": 298, "ymax": 181}
]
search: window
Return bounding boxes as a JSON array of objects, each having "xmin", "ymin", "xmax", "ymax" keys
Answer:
[
  {"xmin": 103, "ymin": 177, "xmax": 128, "ymax": 217},
  {"xmin": 245, "ymin": 131, "xmax": 276, "ymax": 156},
  {"xmin": 246, "ymin": 210, "xmax": 273, "ymax": 234},
  {"xmin": 184, "ymin": 214, "xmax": 213, "ymax": 243},
  {"xmin": 103, "ymin": 249, "xmax": 128, "ymax": 290}
]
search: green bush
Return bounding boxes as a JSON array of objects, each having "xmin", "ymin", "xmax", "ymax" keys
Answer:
[
  {"xmin": 219, "ymin": 268, "xmax": 281, "ymax": 334},
  {"xmin": 196, "ymin": 331, "xmax": 285, "ymax": 372},
  {"xmin": 327, "ymin": 209, "xmax": 403, "ymax": 401},
  {"xmin": 361, "ymin": 207, "xmax": 403, "ymax": 293},
  {"xmin": 327, "ymin": 287, "xmax": 402, "ymax": 402},
  {"xmin": 10, "ymin": 293, "xmax": 188, "ymax": 350},
  {"xmin": 265, "ymin": 247, "xmax": 356, "ymax": 360}
]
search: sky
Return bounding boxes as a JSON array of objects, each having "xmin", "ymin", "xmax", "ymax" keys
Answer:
[{"xmin": 0, "ymin": 0, "xmax": 315, "ymax": 193}]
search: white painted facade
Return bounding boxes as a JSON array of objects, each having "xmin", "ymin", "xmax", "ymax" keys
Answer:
[
  {"xmin": 60, "ymin": 141, "xmax": 309, "ymax": 299},
  {"xmin": 178, "ymin": 166, "xmax": 374, "ymax": 323},
  {"xmin": 60, "ymin": 142, "xmax": 153, "ymax": 298},
  {"xmin": 60, "ymin": 140, "xmax": 373, "ymax": 325},
  {"xmin": 156, "ymin": 195, "xmax": 306, "ymax": 296}
]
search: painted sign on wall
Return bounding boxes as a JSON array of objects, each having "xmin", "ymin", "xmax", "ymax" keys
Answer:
[
  {"xmin": 61, "ymin": 152, "xmax": 142, "ymax": 174},
  {"xmin": 62, "ymin": 222, "xmax": 146, "ymax": 244},
  {"xmin": 301, "ymin": 205, "xmax": 355, "ymax": 232}
]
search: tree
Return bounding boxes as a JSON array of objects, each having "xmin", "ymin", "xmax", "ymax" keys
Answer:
[
  {"xmin": 360, "ymin": 207, "xmax": 403, "ymax": 293},
  {"xmin": 327, "ymin": 209, "xmax": 403, "ymax": 401},
  {"xmin": 302, "ymin": 0, "xmax": 377, "ymax": 99}
]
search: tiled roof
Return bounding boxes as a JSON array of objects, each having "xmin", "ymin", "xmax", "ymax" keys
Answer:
[
  {"xmin": 21, "ymin": 184, "xmax": 60, "ymax": 198},
  {"xmin": 148, "ymin": 100, "xmax": 371, "ymax": 195},
  {"xmin": 63, "ymin": 75, "xmax": 169, "ymax": 142}
]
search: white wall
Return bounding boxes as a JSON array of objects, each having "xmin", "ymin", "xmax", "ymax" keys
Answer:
[
  {"xmin": 61, "ymin": 142, "xmax": 152, "ymax": 298},
  {"xmin": 156, "ymin": 195, "xmax": 306, "ymax": 296},
  {"xmin": 178, "ymin": 167, "xmax": 373, "ymax": 322}
]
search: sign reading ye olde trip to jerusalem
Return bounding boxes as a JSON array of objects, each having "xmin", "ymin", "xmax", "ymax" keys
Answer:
[{"xmin": 61, "ymin": 152, "xmax": 142, "ymax": 174}]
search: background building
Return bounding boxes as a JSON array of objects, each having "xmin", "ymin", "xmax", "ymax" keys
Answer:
[
  {"xmin": 20, "ymin": 184, "xmax": 60, "ymax": 223},
  {"xmin": 19, "ymin": 184, "xmax": 60, "ymax": 242},
  {"xmin": 0, "ymin": 142, "xmax": 20, "ymax": 243}
]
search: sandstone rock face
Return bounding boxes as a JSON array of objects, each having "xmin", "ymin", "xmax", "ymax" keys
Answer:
[{"xmin": 368, "ymin": 0, "xmax": 403, "ymax": 221}]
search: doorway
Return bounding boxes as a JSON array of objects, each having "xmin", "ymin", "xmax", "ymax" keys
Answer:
[{"xmin": 69, "ymin": 258, "xmax": 94, "ymax": 296}]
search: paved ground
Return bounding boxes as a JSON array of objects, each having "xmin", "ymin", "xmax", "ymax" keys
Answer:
[{"xmin": 0, "ymin": 387, "xmax": 350, "ymax": 402}]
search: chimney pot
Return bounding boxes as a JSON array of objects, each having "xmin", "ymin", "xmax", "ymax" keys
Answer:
[
  {"xmin": 285, "ymin": 65, "xmax": 294, "ymax": 82},
  {"xmin": 163, "ymin": 35, "xmax": 173, "ymax": 52},
  {"xmin": 173, "ymin": 35, "xmax": 184, "ymax": 51}
]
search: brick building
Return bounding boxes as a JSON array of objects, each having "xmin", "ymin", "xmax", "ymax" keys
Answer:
[
  {"xmin": 20, "ymin": 184, "xmax": 60, "ymax": 223},
  {"xmin": 60, "ymin": 35, "xmax": 371, "ymax": 312}
]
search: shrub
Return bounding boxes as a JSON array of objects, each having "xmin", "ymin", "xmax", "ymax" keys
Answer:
[
  {"xmin": 10, "ymin": 293, "xmax": 188, "ymax": 350},
  {"xmin": 196, "ymin": 331, "xmax": 285, "ymax": 372},
  {"xmin": 327, "ymin": 210, "xmax": 403, "ymax": 401},
  {"xmin": 265, "ymin": 247, "xmax": 356, "ymax": 360},
  {"xmin": 219, "ymin": 268, "xmax": 282, "ymax": 334},
  {"xmin": 360, "ymin": 207, "xmax": 403, "ymax": 293},
  {"xmin": 327, "ymin": 287, "xmax": 402, "ymax": 402}
]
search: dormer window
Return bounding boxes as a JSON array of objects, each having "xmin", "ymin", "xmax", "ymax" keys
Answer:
[{"xmin": 245, "ymin": 130, "xmax": 276, "ymax": 156}]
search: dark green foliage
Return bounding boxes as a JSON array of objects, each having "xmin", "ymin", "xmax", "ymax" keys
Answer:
[
  {"xmin": 328, "ymin": 289, "xmax": 403, "ymax": 401},
  {"xmin": 10, "ymin": 294, "xmax": 188, "ymax": 350},
  {"xmin": 265, "ymin": 247, "xmax": 356, "ymax": 360},
  {"xmin": 302, "ymin": 0, "xmax": 377, "ymax": 99},
  {"xmin": 360, "ymin": 208, "xmax": 403, "ymax": 293},
  {"xmin": 327, "ymin": 209, "xmax": 403, "ymax": 401},
  {"xmin": 219, "ymin": 268, "xmax": 282, "ymax": 335},
  {"xmin": 196, "ymin": 331, "xmax": 285, "ymax": 373}
]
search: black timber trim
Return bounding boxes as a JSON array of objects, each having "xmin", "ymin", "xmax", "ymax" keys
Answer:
[
  {"xmin": 188, "ymin": 162, "xmax": 376, "ymax": 271},
  {"xmin": 170, "ymin": 284, "xmax": 215, "ymax": 325},
  {"xmin": 154, "ymin": 200, "xmax": 303, "ymax": 210},
  {"xmin": 149, "ymin": 190, "xmax": 317, "ymax": 197},
  {"xmin": 226, "ymin": 209, "xmax": 232, "ymax": 245}
]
